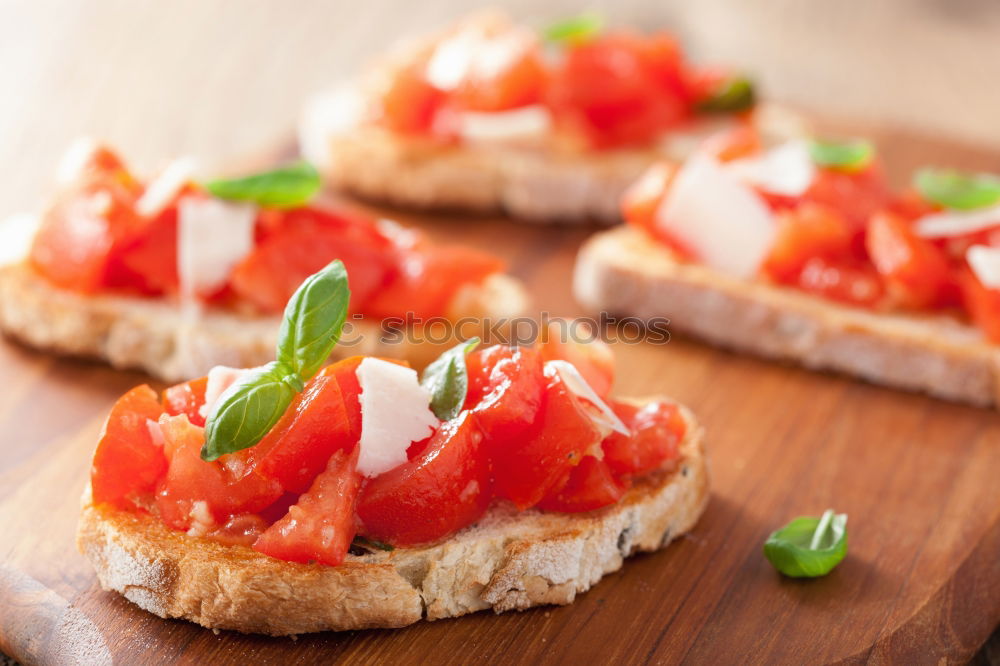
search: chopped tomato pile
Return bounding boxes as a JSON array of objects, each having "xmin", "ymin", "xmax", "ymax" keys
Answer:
[
  {"xmin": 91, "ymin": 340, "xmax": 685, "ymax": 566},
  {"xmin": 622, "ymin": 127, "xmax": 1000, "ymax": 342},
  {"xmin": 28, "ymin": 145, "xmax": 502, "ymax": 319},
  {"xmin": 374, "ymin": 16, "xmax": 752, "ymax": 149}
]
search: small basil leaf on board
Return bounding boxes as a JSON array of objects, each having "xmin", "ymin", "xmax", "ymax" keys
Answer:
[
  {"xmin": 276, "ymin": 260, "xmax": 351, "ymax": 381},
  {"xmin": 764, "ymin": 509, "xmax": 848, "ymax": 578},
  {"xmin": 201, "ymin": 361, "xmax": 299, "ymax": 461},
  {"xmin": 914, "ymin": 168, "xmax": 1000, "ymax": 211},
  {"xmin": 696, "ymin": 76, "xmax": 756, "ymax": 113},
  {"xmin": 205, "ymin": 161, "xmax": 321, "ymax": 209},
  {"xmin": 420, "ymin": 337, "xmax": 481, "ymax": 421},
  {"xmin": 809, "ymin": 139, "xmax": 874, "ymax": 172},
  {"xmin": 543, "ymin": 11, "xmax": 604, "ymax": 45}
]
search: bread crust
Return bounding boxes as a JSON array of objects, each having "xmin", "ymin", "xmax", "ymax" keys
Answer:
[
  {"xmin": 76, "ymin": 402, "xmax": 708, "ymax": 636},
  {"xmin": 574, "ymin": 226, "xmax": 1000, "ymax": 407},
  {"xmin": 0, "ymin": 261, "xmax": 527, "ymax": 382}
]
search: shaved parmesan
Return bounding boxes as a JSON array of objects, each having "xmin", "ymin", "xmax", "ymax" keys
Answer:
[
  {"xmin": 56, "ymin": 137, "xmax": 100, "ymax": 184},
  {"xmin": 728, "ymin": 140, "xmax": 816, "ymax": 197},
  {"xmin": 913, "ymin": 204, "xmax": 1000, "ymax": 238},
  {"xmin": 967, "ymin": 245, "xmax": 1000, "ymax": 288},
  {"xmin": 177, "ymin": 196, "xmax": 256, "ymax": 298},
  {"xmin": 356, "ymin": 358, "xmax": 439, "ymax": 478},
  {"xmin": 199, "ymin": 365, "xmax": 253, "ymax": 419},
  {"xmin": 457, "ymin": 105, "xmax": 551, "ymax": 143},
  {"xmin": 655, "ymin": 153, "xmax": 776, "ymax": 278},
  {"xmin": 136, "ymin": 157, "xmax": 197, "ymax": 218},
  {"xmin": 546, "ymin": 360, "xmax": 629, "ymax": 437},
  {"xmin": 0, "ymin": 213, "xmax": 41, "ymax": 266}
]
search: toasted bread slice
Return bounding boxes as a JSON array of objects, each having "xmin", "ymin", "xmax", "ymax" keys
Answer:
[
  {"xmin": 76, "ymin": 401, "xmax": 707, "ymax": 636},
  {"xmin": 300, "ymin": 82, "xmax": 807, "ymax": 224},
  {"xmin": 0, "ymin": 260, "xmax": 528, "ymax": 382},
  {"xmin": 574, "ymin": 226, "xmax": 1000, "ymax": 407}
]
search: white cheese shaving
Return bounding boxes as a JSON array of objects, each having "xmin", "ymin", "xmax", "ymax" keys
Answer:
[
  {"xmin": 199, "ymin": 365, "xmax": 253, "ymax": 419},
  {"xmin": 546, "ymin": 360, "xmax": 629, "ymax": 437},
  {"xmin": 727, "ymin": 140, "xmax": 816, "ymax": 197},
  {"xmin": 967, "ymin": 244, "xmax": 1000, "ymax": 289},
  {"xmin": 426, "ymin": 27, "xmax": 534, "ymax": 91},
  {"xmin": 56, "ymin": 137, "xmax": 101, "ymax": 184},
  {"xmin": 136, "ymin": 157, "xmax": 197, "ymax": 218},
  {"xmin": 457, "ymin": 105, "xmax": 551, "ymax": 143},
  {"xmin": 177, "ymin": 195, "xmax": 256, "ymax": 299},
  {"xmin": 0, "ymin": 213, "xmax": 41, "ymax": 266},
  {"xmin": 655, "ymin": 153, "xmax": 776, "ymax": 278},
  {"xmin": 913, "ymin": 203, "xmax": 1000, "ymax": 238},
  {"xmin": 356, "ymin": 358, "xmax": 439, "ymax": 478}
]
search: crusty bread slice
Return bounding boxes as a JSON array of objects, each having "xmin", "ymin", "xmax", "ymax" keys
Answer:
[
  {"xmin": 0, "ymin": 260, "xmax": 528, "ymax": 382},
  {"xmin": 76, "ymin": 401, "xmax": 708, "ymax": 636},
  {"xmin": 300, "ymin": 83, "xmax": 807, "ymax": 224},
  {"xmin": 574, "ymin": 226, "xmax": 1000, "ymax": 407}
]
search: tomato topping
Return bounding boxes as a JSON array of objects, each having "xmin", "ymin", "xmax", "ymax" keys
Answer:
[
  {"xmin": 109, "ymin": 208, "xmax": 180, "ymax": 294},
  {"xmin": 253, "ymin": 447, "xmax": 362, "ymax": 566},
  {"xmin": 701, "ymin": 123, "xmax": 762, "ymax": 163},
  {"xmin": 866, "ymin": 212, "xmax": 953, "ymax": 309},
  {"xmin": 452, "ymin": 38, "xmax": 546, "ymax": 111},
  {"xmin": 162, "ymin": 377, "xmax": 208, "ymax": 427},
  {"xmin": 537, "ymin": 320, "xmax": 615, "ymax": 398},
  {"xmin": 467, "ymin": 346, "xmax": 545, "ymax": 447},
  {"xmin": 762, "ymin": 203, "xmax": 855, "ymax": 283},
  {"xmin": 154, "ymin": 414, "xmax": 283, "ymax": 530},
  {"xmin": 803, "ymin": 162, "xmax": 891, "ymax": 232},
  {"xmin": 960, "ymin": 266, "xmax": 1000, "ymax": 343},
  {"xmin": 537, "ymin": 456, "xmax": 627, "ymax": 513},
  {"xmin": 796, "ymin": 257, "xmax": 885, "ymax": 308},
  {"xmin": 491, "ymin": 368, "xmax": 604, "ymax": 509},
  {"xmin": 603, "ymin": 400, "xmax": 685, "ymax": 478},
  {"xmin": 91, "ymin": 385, "xmax": 167, "ymax": 509},
  {"xmin": 378, "ymin": 61, "xmax": 445, "ymax": 134},
  {"xmin": 206, "ymin": 514, "xmax": 270, "ymax": 548},
  {"xmin": 357, "ymin": 412, "xmax": 490, "ymax": 546},
  {"xmin": 622, "ymin": 162, "xmax": 675, "ymax": 237}
]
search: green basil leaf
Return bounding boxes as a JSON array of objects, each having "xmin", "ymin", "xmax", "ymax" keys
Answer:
[
  {"xmin": 543, "ymin": 11, "xmax": 604, "ymax": 45},
  {"xmin": 696, "ymin": 76, "xmax": 756, "ymax": 113},
  {"xmin": 809, "ymin": 138, "xmax": 874, "ymax": 172},
  {"xmin": 420, "ymin": 337, "xmax": 481, "ymax": 421},
  {"xmin": 276, "ymin": 259, "xmax": 351, "ymax": 381},
  {"xmin": 205, "ymin": 161, "xmax": 320, "ymax": 209},
  {"xmin": 763, "ymin": 509, "xmax": 848, "ymax": 578},
  {"xmin": 201, "ymin": 361, "xmax": 299, "ymax": 461},
  {"xmin": 914, "ymin": 168, "xmax": 1000, "ymax": 211}
]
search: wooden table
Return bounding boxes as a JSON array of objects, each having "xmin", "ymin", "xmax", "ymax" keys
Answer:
[{"xmin": 2, "ymin": 2, "xmax": 1000, "ymax": 664}]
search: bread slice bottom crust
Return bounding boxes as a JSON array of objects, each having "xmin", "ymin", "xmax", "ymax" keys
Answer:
[
  {"xmin": 0, "ymin": 261, "xmax": 527, "ymax": 381},
  {"xmin": 574, "ymin": 227, "xmax": 1000, "ymax": 407},
  {"xmin": 76, "ymin": 402, "xmax": 708, "ymax": 636}
]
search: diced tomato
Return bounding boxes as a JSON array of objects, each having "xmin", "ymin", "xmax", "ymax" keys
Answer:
[
  {"xmin": 452, "ymin": 39, "xmax": 546, "ymax": 111},
  {"xmin": 253, "ymin": 447, "xmax": 362, "ymax": 566},
  {"xmin": 762, "ymin": 203, "xmax": 855, "ymax": 283},
  {"xmin": 109, "ymin": 207, "xmax": 180, "ymax": 294},
  {"xmin": 796, "ymin": 256, "xmax": 885, "ymax": 308},
  {"xmin": 537, "ymin": 456, "xmax": 627, "ymax": 513},
  {"xmin": 91, "ymin": 385, "xmax": 167, "ymax": 509},
  {"xmin": 865, "ymin": 212, "xmax": 953, "ymax": 309},
  {"xmin": 803, "ymin": 162, "xmax": 891, "ymax": 231},
  {"xmin": 960, "ymin": 266, "xmax": 1000, "ymax": 342},
  {"xmin": 467, "ymin": 346, "xmax": 545, "ymax": 447},
  {"xmin": 602, "ymin": 400, "xmax": 685, "ymax": 478},
  {"xmin": 162, "ymin": 377, "xmax": 208, "ymax": 427},
  {"xmin": 357, "ymin": 412, "xmax": 490, "ymax": 546},
  {"xmin": 239, "ymin": 373, "xmax": 356, "ymax": 494},
  {"xmin": 379, "ymin": 61, "xmax": 445, "ymax": 134},
  {"xmin": 492, "ymin": 368, "xmax": 604, "ymax": 509},
  {"xmin": 155, "ymin": 414, "xmax": 283, "ymax": 530},
  {"xmin": 229, "ymin": 206, "xmax": 395, "ymax": 314},
  {"xmin": 537, "ymin": 320, "xmax": 615, "ymax": 398},
  {"xmin": 700, "ymin": 123, "xmax": 762, "ymax": 163},
  {"xmin": 622, "ymin": 162, "xmax": 675, "ymax": 236},
  {"xmin": 206, "ymin": 514, "xmax": 270, "ymax": 548}
]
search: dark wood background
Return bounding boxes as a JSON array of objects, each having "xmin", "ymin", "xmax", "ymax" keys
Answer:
[{"xmin": 2, "ymin": 1, "xmax": 1000, "ymax": 664}]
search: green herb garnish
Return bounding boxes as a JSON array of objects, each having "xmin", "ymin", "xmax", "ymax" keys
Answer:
[
  {"xmin": 420, "ymin": 337, "xmax": 480, "ymax": 421},
  {"xmin": 351, "ymin": 536, "xmax": 395, "ymax": 553},
  {"xmin": 914, "ymin": 168, "xmax": 1000, "ymax": 211},
  {"xmin": 201, "ymin": 260, "xmax": 350, "ymax": 461},
  {"xmin": 696, "ymin": 76, "xmax": 756, "ymax": 113},
  {"xmin": 543, "ymin": 11, "xmax": 604, "ymax": 45},
  {"xmin": 764, "ymin": 509, "xmax": 847, "ymax": 578},
  {"xmin": 809, "ymin": 139, "xmax": 874, "ymax": 172},
  {"xmin": 205, "ymin": 161, "xmax": 321, "ymax": 209}
]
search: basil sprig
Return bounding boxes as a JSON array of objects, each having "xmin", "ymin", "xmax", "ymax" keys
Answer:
[
  {"xmin": 914, "ymin": 168, "xmax": 1000, "ymax": 211},
  {"xmin": 201, "ymin": 260, "xmax": 350, "ymax": 461},
  {"xmin": 809, "ymin": 139, "xmax": 874, "ymax": 172},
  {"xmin": 420, "ymin": 338, "xmax": 480, "ymax": 421},
  {"xmin": 205, "ymin": 161, "xmax": 321, "ymax": 209},
  {"xmin": 543, "ymin": 11, "xmax": 604, "ymax": 45},
  {"xmin": 696, "ymin": 76, "xmax": 756, "ymax": 113},
  {"xmin": 764, "ymin": 509, "xmax": 848, "ymax": 578}
]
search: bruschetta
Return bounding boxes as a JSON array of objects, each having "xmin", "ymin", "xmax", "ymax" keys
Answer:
[
  {"xmin": 574, "ymin": 130, "xmax": 1000, "ymax": 406},
  {"xmin": 76, "ymin": 262, "xmax": 709, "ymax": 635},
  {"xmin": 0, "ymin": 140, "xmax": 527, "ymax": 380},
  {"xmin": 300, "ymin": 10, "xmax": 804, "ymax": 223}
]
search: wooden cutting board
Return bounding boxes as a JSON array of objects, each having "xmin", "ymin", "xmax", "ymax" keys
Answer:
[{"xmin": 1, "ymin": 123, "xmax": 998, "ymax": 665}]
